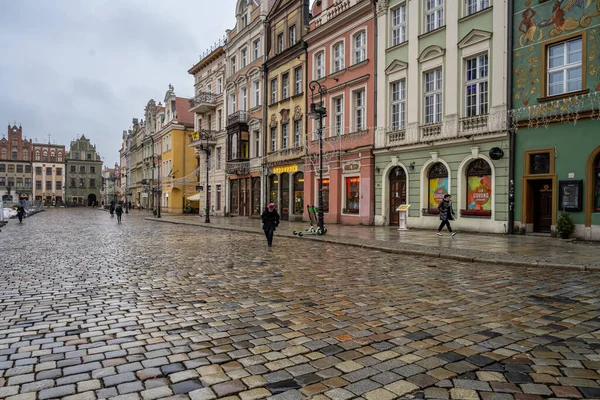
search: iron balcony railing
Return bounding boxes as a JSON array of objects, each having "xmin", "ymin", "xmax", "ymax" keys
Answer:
[{"xmin": 227, "ymin": 111, "xmax": 248, "ymax": 125}]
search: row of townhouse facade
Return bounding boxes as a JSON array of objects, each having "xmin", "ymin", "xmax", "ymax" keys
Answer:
[
  {"xmin": 1, "ymin": 125, "xmax": 103, "ymax": 207},
  {"xmin": 120, "ymin": 0, "xmax": 600, "ymax": 238}
]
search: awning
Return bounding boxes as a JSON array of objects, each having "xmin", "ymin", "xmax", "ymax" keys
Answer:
[{"xmin": 187, "ymin": 193, "xmax": 201, "ymax": 201}]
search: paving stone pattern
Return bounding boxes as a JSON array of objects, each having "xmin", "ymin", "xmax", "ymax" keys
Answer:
[{"xmin": 0, "ymin": 209, "xmax": 600, "ymax": 400}]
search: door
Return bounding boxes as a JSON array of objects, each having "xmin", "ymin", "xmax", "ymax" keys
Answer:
[
  {"xmin": 389, "ymin": 167, "xmax": 407, "ymax": 226},
  {"xmin": 533, "ymin": 180, "xmax": 553, "ymax": 233}
]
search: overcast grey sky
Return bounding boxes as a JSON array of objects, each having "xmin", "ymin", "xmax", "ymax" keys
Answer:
[{"xmin": 0, "ymin": 0, "xmax": 235, "ymax": 166}]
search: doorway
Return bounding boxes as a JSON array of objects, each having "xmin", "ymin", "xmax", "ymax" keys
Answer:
[
  {"xmin": 533, "ymin": 180, "xmax": 553, "ymax": 233},
  {"xmin": 388, "ymin": 167, "xmax": 407, "ymax": 226}
]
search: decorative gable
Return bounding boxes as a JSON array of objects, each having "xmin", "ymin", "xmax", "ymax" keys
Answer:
[
  {"xmin": 385, "ymin": 59, "xmax": 408, "ymax": 75},
  {"xmin": 458, "ymin": 29, "xmax": 492, "ymax": 49},
  {"xmin": 418, "ymin": 45, "xmax": 445, "ymax": 63}
]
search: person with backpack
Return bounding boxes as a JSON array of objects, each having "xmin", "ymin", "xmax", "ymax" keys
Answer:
[
  {"xmin": 16, "ymin": 204, "xmax": 25, "ymax": 224},
  {"xmin": 261, "ymin": 203, "xmax": 280, "ymax": 247},
  {"xmin": 115, "ymin": 202, "xmax": 123, "ymax": 224}
]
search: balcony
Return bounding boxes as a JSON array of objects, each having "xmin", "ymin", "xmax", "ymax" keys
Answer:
[
  {"xmin": 460, "ymin": 114, "xmax": 489, "ymax": 136},
  {"xmin": 420, "ymin": 123, "xmax": 442, "ymax": 139},
  {"xmin": 189, "ymin": 92, "xmax": 216, "ymax": 114},
  {"xmin": 190, "ymin": 129, "xmax": 219, "ymax": 147},
  {"xmin": 227, "ymin": 111, "xmax": 248, "ymax": 126},
  {"xmin": 387, "ymin": 130, "xmax": 406, "ymax": 145},
  {"xmin": 225, "ymin": 160, "xmax": 250, "ymax": 175}
]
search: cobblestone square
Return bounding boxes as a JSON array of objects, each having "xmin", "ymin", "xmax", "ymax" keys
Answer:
[{"xmin": 1, "ymin": 209, "xmax": 599, "ymax": 399}]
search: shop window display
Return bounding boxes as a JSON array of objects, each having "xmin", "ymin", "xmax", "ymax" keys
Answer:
[
  {"xmin": 293, "ymin": 172, "xmax": 304, "ymax": 214},
  {"xmin": 344, "ymin": 177, "xmax": 360, "ymax": 214},
  {"xmin": 428, "ymin": 162, "xmax": 448, "ymax": 211},
  {"xmin": 464, "ymin": 159, "xmax": 492, "ymax": 216}
]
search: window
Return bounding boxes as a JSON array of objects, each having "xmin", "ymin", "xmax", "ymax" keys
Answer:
[
  {"xmin": 0, "ymin": 177, "xmax": 5, "ymax": 187},
  {"xmin": 282, "ymin": 73, "xmax": 290, "ymax": 99},
  {"xmin": 35, "ymin": 150, "xmax": 40, "ymax": 161},
  {"xmin": 289, "ymin": 25, "xmax": 297, "ymax": 46},
  {"xmin": 354, "ymin": 89, "xmax": 365, "ymax": 131},
  {"xmin": 56, "ymin": 181, "xmax": 62, "ymax": 190},
  {"xmin": 79, "ymin": 178, "xmax": 85, "ymax": 187},
  {"xmin": 231, "ymin": 56, "xmax": 237, "ymax": 75},
  {"xmin": 229, "ymin": 93, "xmax": 236, "ymax": 114},
  {"xmin": 23, "ymin": 150, "xmax": 29, "ymax": 161},
  {"xmin": 217, "ymin": 77, "xmax": 223, "ymax": 94},
  {"xmin": 317, "ymin": 178, "xmax": 330, "ymax": 212},
  {"xmin": 270, "ymin": 127, "xmax": 277, "ymax": 152},
  {"xmin": 241, "ymin": 48, "xmax": 247, "ymax": 68},
  {"xmin": 56, "ymin": 168, "xmax": 62, "ymax": 176},
  {"xmin": 0, "ymin": 164, "xmax": 4, "ymax": 172},
  {"xmin": 281, "ymin": 123, "xmax": 289, "ymax": 149},
  {"xmin": 218, "ymin": 110, "xmax": 223, "ymax": 130},
  {"xmin": 217, "ymin": 184, "xmax": 222, "ymax": 210},
  {"xmin": 391, "ymin": 80, "xmax": 406, "ymax": 131},
  {"xmin": 7, "ymin": 177, "xmax": 14, "ymax": 187},
  {"xmin": 70, "ymin": 165, "xmax": 76, "ymax": 173},
  {"xmin": 271, "ymin": 78, "xmax": 278, "ymax": 104},
  {"xmin": 80, "ymin": 166, "xmax": 86, "ymax": 173},
  {"xmin": 465, "ymin": 54, "xmax": 489, "ymax": 117},
  {"xmin": 333, "ymin": 96, "xmax": 344, "ymax": 136},
  {"xmin": 465, "ymin": 0, "xmax": 489, "ymax": 16},
  {"xmin": 16, "ymin": 178, "xmax": 23, "ymax": 188},
  {"xmin": 424, "ymin": 68, "xmax": 443, "ymax": 124},
  {"xmin": 87, "ymin": 153, "xmax": 92, "ymax": 160},
  {"xmin": 0, "ymin": 149, "xmax": 5, "ymax": 160},
  {"xmin": 25, "ymin": 178, "xmax": 31, "ymax": 188},
  {"xmin": 217, "ymin": 147, "xmax": 221, "ymax": 169},
  {"xmin": 428, "ymin": 162, "xmax": 448, "ymax": 210},
  {"xmin": 90, "ymin": 166, "xmax": 96, "ymax": 174},
  {"xmin": 241, "ymin": 87, "xmax": 247, "ymax": 111},
  {"xmin": 530, "ymin": 153, "xmax": 550, "ymax": 174},
  {"xmin": 294, "ymin": 66, "xmax": 303, "ymax": 95},
  {"xmin": 8, "ymin": 164, "xmax": 14, "ymax": 173},
  {"xmin": 293, "ymin": 119, "xmax": 302, "ymax": 148},
  {"xmin": 253, "ymin": 39, "xmax": 261, "ymax": 60},
  {"xmin": 277, "ymin": 33, "xmax": 284, "ymax": 53},
  {"xmin": 36, "ymin": 180, "xmax": 42, "ymax": 190},
  {"xmin": 50, "ymin": 152, "xmax": 56, "ymax": 162},
  {"xmin": 465, "ymin": 159, "xmax": 492, "ymax": 212},
  {"xmin": 333, "ymin": 42, "xmax": 345, "ymax": 72},
  {"xmin": 353, "ymin": 31, "xmax": 366, "ymax": 64},
  {"xmin": 12, "ymin": 151, "xmax": 17, "ymax": 160},
  {"xmin": 425, "ymin": 0, "xmax": 444, "ymax": 32},
  {"xmin": 70, "ymin": 178, "xmax": 76, "ymax": 187},
  {"xmin": 46, "ymin": 181, "xmax": 52, "ymax": 190},
  {"xmin": 17, "ymin": 165, "xmax": 23, "ymax": 173},
  {"xmin": 74, "ymin": 152, "xmax": 80, "ymax": 159},
  {"xmin": 253, "ymin": 80, "xmax": 261, "ymax": 107},
  {"xmin": 46, "ymin": 167, "xmax": 52, "ymax": 175},
  {"xmin": 547, "ymin": 37, "xmax": 582, "ymax": 96},
  {"xmin": 253, "ymin": 131, "xmax": 260, "ymax": 157},
  {"xmin": 58, "ymin": 152, "xmax": 63, "ymax": 162},
  {"xmin": 345, "ymin": 177, "xmax": 360, "ymax": 214},
  {"xmin": 391, "ymin": 4, "xmax": 407, "ymax": 46},
  {"xmin": 25, "ymin": 165, "xmax": 31, "ymax": 173},
  {"xmin": 90, "ymin": 179, "xmax": 96, "ymax": 188},
  {"xmin": 315, "ymin": 52, "xmax": 325, "ymax": 79}
]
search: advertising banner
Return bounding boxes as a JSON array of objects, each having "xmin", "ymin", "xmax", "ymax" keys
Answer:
[
  {"xmin": 467, "ymin": 175, "xmax": 491, "ymax": 211},
  {"xmin": 428, "ymin": 177, "xmax": 448, "ymax": 209}
]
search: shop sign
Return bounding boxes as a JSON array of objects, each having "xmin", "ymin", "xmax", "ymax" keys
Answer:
[
  {"xmin": 273, "ymin": 165, "xmax": 298, "ymax": 174},
  {"xmin": 343, "ymin": 162, "xmax": 360, "ymax": 172}
]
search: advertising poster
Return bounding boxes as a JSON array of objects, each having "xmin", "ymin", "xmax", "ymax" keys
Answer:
[
  {"xmin": 428, "ymin": 177, "xmax": 448, "ymax": 209},
  {"xmin": 467, "ymin": 175, "xmax": 491, "ymax": 210}
]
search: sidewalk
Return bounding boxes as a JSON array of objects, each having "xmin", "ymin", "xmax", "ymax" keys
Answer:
[{"xmin": 146, "ymin": 214, "xmax": 600, "ymax": 271}]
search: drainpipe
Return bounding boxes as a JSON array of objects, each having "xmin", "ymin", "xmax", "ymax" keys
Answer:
[
  {"xmin": 372, "ymin": 0, "xmax": 378, "ymax": 226},
  {"xmin": 262, "ymin": 19, "xmax": 269, "ymax": 212},
  {"xmin": 507, "ymin": 0, "xmax": 515, "ymax": 234}
]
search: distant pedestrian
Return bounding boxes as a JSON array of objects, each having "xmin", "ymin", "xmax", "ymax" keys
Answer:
[
  {"xmin": 437, "ymin": 194, "xmax": 456, "ymax": 236},
  {"xmin": 115, "ymin": 203, "xmax": 123, "ymax": 223},
  {"xmin": 261, "ymin": 203, "xmax": 280, "ymax": 248},
  {"xmin": 16, "ymin": 205, "xmax": 25, "ymax": 224},
  {"xmin": 109, "ymin": 203, "xmax": 115, "ymax": 217}
]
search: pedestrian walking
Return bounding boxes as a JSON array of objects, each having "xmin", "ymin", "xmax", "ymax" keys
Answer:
[
  {"xmin": 261, "ymin": 203, "xmax": 280, "ymax": 248},
  {"xmin": 109, "ymin": 203, "xmax": 115, "ymax": 217},
  {"xmin": 16, "ymin": 205, "xmax": 25, "ymax": 224},
  {"xmin": 437, "ymin": 194, "xmax": 456, "ymax": 236},
  {"xmin": 115, "ymin": 203, "xmax": 123, "ymax": 224}
]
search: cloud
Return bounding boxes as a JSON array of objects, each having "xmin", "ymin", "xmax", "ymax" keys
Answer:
[{"xmin": 0, "ymin": 0, "xmax": 235, "ymax": 165}]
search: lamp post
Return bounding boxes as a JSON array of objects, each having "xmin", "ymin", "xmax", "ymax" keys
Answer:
[
  {"xmin": 199, "ymin": 131, "xmax": 212, "ymax": 223},
  {"xmin": 308, "ymin": 81, "xmax": 328, "ymax": 235}
]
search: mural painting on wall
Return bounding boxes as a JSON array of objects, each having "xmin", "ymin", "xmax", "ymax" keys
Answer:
[{"xmin": 514, "ymin": 0, "xmax": 600, "ymax": 105}]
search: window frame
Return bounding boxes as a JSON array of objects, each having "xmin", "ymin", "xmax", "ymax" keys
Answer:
[
  {"xmin": 282, "ymin": 72, "xmax": 290, "ymax": 99},
  {"xmin": 270, "ymin": 126, "xmax": 278, "ymax": 152},
  {"xmin": 543, "ymin": 35, "xmax": 585, "ymax": 98},
  {"xmin": 241, "ymin": 47, "xmax": 248, "ymax": 68},
  {"xmin": 425, "ymin": 0, "xmax": 444, "ymax": 33},
  {"xmin": 293, "ymin": 119, "xmax": 302, "ymax": 148},
  {"xmin": 277, "ymin": 33, "xmax": 284, "ymax": 53},
  {"xmin": 332, "ymin": 95, "xmax": 344, "ymax": 136},
  {"xmin": 423, "ymin": 68, "xmax": 443, "ymax": 124},
  {"xmin": 230, "ymin": 56, "xmax": 237, "ymax": 75},
  {"xmin": 332, "ymin": 41, "xmax": 345, "ymax": 72},
  {"xmin": 253, "ymin": 39, "xmax": 261, "ymax": 61},
  {"xmin": 353, "ymin": 88, "xmax": 366, "ymax": 132},
  {"xmin": 343, "ymin": 176, "xmax": 361, "ymax": 214},
  {"xmin": 391, "ymin": 3, "xmax": 407, "ymax": 47},
  {"xmin": 252, "ymin": 80, "xmax": 261, "ymax": 108},
  {"xmin": 464, "ymin": 0, "xmax": 489, "ymax": 16},
  {"xmin": 315, "ymin": 51, "xmax": 325, "ymax": 80},
  {"xmin": 281, "ymin": 122, "xmax": 290, "ymax": 150},
  {"xmin": 464, "ymin": 53, "xmax": 489, "ymax": 117},
  {"xmin": 270, "ymin": 77, "xmax": 278, "ymax": 104},
  {"xmin": 289, "ymin": 25, "xmax": 297, "ymax": 46},
  {"xmin": 353, "ymin": 30, "xmax": 366, "ymax": 64}
]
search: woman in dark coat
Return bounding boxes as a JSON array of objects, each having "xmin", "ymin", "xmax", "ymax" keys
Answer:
[
  {"xmin": 261, "ymin": 203, "xmax": 280, "ymax": 247},
  {"xmin": 437, "ymin": 194, "xmax": 456, "ymax": 236}
]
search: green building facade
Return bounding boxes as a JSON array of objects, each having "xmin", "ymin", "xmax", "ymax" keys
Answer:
[
  {"xmin": 65, "ymin": 135, "xmax": 103, "ymax": 206},
  {"xmin": 512, "ymin": 0, "xmax": 600, "ymax": 239}
]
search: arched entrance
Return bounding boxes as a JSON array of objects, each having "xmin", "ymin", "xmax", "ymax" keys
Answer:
[
  {"xmin": 389, "ymin": 166, "xmax": 406, "ymax": 225},
  {"xmin": 88, "ymin": 193, "xmax": 97, "ymax": 206},
  {"xmin": 586, "ymin": 147, "xmax": 600, "ymax": 227}
]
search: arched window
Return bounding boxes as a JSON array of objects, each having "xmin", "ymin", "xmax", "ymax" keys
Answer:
[
  {"xmin": 428, "ymin": 162, "xmax": 448, "ymax": 211},
  {"xmin": 43, "ymin": 150, "xmax": 48, "ymax": 161},
  {"xmin": 466, "ymin": 159, "xmax": 492, "ymax": 212},
  {"xmin": 293, "ymin": 172, "xmax": 304, "ymax": 214},
  {"xmin": 50, "ymin": 151, "xmax": 56, "ymax": 162},
  {"xmin": 57, "ymin": 152, "xmax": 63, "ymax": 162},
  {"xmin": 35, "ymin": 150, "xmax": 41, "ymax": 161},
  {"xmin": 595, "ymin": 154, "xmax": 600, "ymax": 212}
]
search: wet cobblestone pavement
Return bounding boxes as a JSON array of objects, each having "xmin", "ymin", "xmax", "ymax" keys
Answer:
[{"xmin": 1, "ymin": 209, "xmax": 600, "ymax": 400}]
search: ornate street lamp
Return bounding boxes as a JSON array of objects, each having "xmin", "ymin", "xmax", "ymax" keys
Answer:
[
  {"xmin": 308, "ymin": 81, "xmax": 328, "ymax": 236},
  {"xmin": 198, "ymin": 131, "xmax": 212, "ymax": 224}
]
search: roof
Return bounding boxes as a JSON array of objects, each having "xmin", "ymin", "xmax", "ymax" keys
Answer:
[{"xmin": 175, "ymin": 97, "xmax": 195, "ymax": 128}]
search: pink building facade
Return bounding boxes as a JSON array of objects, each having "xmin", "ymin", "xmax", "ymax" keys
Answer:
[{"xmin": 304, "ymin": 0, "xmax": 376, "ymax": 226}]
